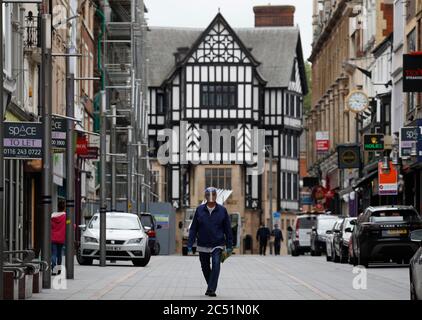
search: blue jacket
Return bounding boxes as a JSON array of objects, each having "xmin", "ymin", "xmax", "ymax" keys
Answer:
[{"xmin": 188, "ymin": 203, "xmax": 233, "ymax": 249}]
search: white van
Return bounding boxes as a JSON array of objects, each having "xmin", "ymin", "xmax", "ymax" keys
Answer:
[{"xmin": 288, "ymin": 214, "xmax": 317, "ymax": 256}]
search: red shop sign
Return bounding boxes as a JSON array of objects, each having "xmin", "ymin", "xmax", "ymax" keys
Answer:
[{"xmin": 76, "ymin": 136, "xmax": 88, "ymax": 155}]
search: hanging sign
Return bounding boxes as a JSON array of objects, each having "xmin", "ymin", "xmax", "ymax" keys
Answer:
[
  {"xmin": 3, "ymin": 122, "xmax": 43, "ymax": 159},
  {"xmin": 403, "ymin": 53, "xmax": 422, "ymax": 92},
  {"xmin": 52, "ymin": 117, "xmax": 67, "ymax": 150},
  {"xmin": 378, "ymin": 161, "xmax": 398, "ymax": 196},
  {"xmin": 363, "ymin": 134, "xmax": 384, "ymax": 151},
  {"xmin": 76, "ymin": 136, "xmax": 88, "ymax": 155},
  {"xmin": 337, "ymin": 145, "xmax": 360, "ymax": 169}
]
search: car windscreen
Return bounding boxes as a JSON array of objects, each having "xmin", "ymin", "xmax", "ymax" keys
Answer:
[
  {"xmin": 369, "ymin": 210, "xmax": 421, "ymax": 223},
  {"xmin": 140, "ymin": 215, "xmax": 154, "ymax": 228},
  {"xmin": 298, "ymin": 217, "xmax": 316, "ymax": 229},
  {"xmin": 318, "ymin": 218, "xmax": 337, "ymax": 231},
  {"xmin": 89, "ymin": 215, "xmax": 141, "ymax": 230}
]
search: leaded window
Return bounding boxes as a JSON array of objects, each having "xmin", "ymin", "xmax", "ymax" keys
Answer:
[{"xmin": 201, "ymin": 84, "xmax": 237, "ymax": 108}]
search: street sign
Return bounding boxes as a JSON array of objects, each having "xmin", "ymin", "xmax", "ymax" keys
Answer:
[
  {"xmin": 400, "ymin": 126, "xmax": 418, "ymax": 157},
  {"xmin": 316, "ymin": 131, "xmax": 329, "ymax": 152},
  {"xmin": 403, "ymin": 54, "xmax": 422, "ymax": 92},
  {"xmin": 337, "ymin": 145, "xmax": 360, "ymax": 169},
  {"xmin": 52, "ymin": 117, "xmax": 67, "ymax": 150},
  {"xmin": 378, "ymin": 161, "xmax": 398, "ymax": 196},
  {"xmin": 3, "ymin": 122, "xmax": 43, "ymax": 159},
  {"xmin": 79, "ymin": 147, "xmax": 99, "ymax": 160},
  {"xmin": 363, "ymin": 134, "xmax": 384, "ymax": 151}
]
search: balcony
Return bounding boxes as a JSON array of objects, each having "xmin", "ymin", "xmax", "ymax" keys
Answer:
[{"xmin": 23, "ymin": 12, "xmax": 41, "ymax": 64}]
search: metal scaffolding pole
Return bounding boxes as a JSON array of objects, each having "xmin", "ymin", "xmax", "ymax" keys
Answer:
[
  {"xmin": 0, "ymin": 0, "xmax": 4, "ymax": 300},
  {"xmin": 99, "ymin": 90, "xmax": 107, "ymax": 266},
  {"xmin": 41, "ymin": 13, "xmax": 53, "ymax": 289},
  {"xmin": 111, "ymin": 104, "xmax": 116, "ymax": 211},
  {"xmin": 65, "ymin": 68, "xmax": 75, "ymax": 279}
]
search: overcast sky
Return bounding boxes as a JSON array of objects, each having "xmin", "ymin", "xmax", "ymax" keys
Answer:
[{"xmin": 145, "ymin": 0, "xmax": 313, "ymax": 59}]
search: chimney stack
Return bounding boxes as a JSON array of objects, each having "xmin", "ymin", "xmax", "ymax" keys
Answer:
[{"xmin": 253, "ymin": 5, "xmax": 295, "ymax": 27}]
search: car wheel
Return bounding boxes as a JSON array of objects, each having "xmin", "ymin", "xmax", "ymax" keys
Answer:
[
  {"xmin": 76, "ymin": 248, "xmax": 93, "ymax": 266},
  {"xmin": 358, "ymin": 252, "xmax": 369, "ymax": 268},
  {"xmin": 332, "ymin": 247, "xmax": 339, "ymax": 263},
  {"xmin": 410, "ymin": 278, "xmax": 418, "ymax": 300},
  {"xmin": 339, "ymin": 246, "xmax": 348, "ymax": 264},
  {"xmin": 132, "ymin": 246, "xmax": 151, "ymax": 267},
  {"xmin": 152, "ymin": 243, "xmax": 160, "ymax": 256}
]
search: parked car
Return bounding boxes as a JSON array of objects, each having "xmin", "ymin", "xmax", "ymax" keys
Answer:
[
  {"xmin": 77, "ymin": 212, "xmax": 151, "ymax": 267},
  {"xmin": 310, "ymin": 215, "xmax": 339, "ymax": 256},
  {"xmin": 326, "ymin": 218, "xmax": 344, "ymax": 262},
  {"xmin": 410, "ymin": 229, "xmax": 422, "ymax": 300},
  {"xmin": 288, "ymin": 213, "xmax": 317, "ymax": 256},
  {"xmin": 139, "ymin": 213, "xmax": 162, "ymax": 255},
  {"xmin": 351, "ymin": 206, "xmax": 422, "ymax": 267},
  {"xmin": 332, "ymin": 217, "xmax": 356, "ymax": 263}
]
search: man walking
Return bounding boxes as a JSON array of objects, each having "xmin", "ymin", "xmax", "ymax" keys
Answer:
[
  {"xmin": 271, "ymin": 224, "xmax": 283, "ymax": 255},
  {"xmin": 256, "ymin": 224, "xmax": 270, "ymax": 255},
  {"xmin": 188, "ymin": 187, "xmax": 233, "ymax": 297},
  {"xmin": 51, "ymin": 199, "xmax": 66, "ymax": 275}
]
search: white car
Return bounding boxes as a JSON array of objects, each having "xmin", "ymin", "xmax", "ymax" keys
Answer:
[
  {"xmin": 77, "ymin": 212, "xmax": 151, "ymax": 267},
  {"xmin": 325, "ymin": 218, "xmax": 344, "ymax": 262}
]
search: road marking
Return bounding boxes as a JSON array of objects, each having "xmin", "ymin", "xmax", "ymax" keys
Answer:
[{"xmin": 254, "ymin": 257, "xmax": 336, "ymax": 300}]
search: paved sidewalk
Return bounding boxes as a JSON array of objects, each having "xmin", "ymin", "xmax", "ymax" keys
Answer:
[{"xmin": 30, "ymin": 255, "xmax": 410, "ymax": 300}]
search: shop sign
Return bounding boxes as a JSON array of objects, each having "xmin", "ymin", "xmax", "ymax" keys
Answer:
[
  {"xmin": 363, "ymin": 134, "xmax": 384, "ymax": 151},
  {"xmin": 316, "ymin": 131, "xmax": 329, "ymax": 152},
  {"xmin": 52, "ymin": 117, "xmax": 67, "ymax": 151},
  {"xmin": 403, "ymin": 53, "xmax": 422, "ymax": 92},
  {"xmin": 76, "ymin": 136, "xmax": 88, "ymax": 155},
  {"xmin": 400, "ymin": 126, "xmax": 419, "ymax": 158},
  {"xmin": 79, "ymin": 147, "xmax": 99, "ymax": 160},
  {"xmin": 3, "ymin": 122, "xmax": 43, "ymax": 159},
  {"xmin": 337, "ymin": 145, "xmax": 360, "ymax": 169},
  {"xmin": 378, "ymin": 161, "xmax": 398, "ymax": 196}
]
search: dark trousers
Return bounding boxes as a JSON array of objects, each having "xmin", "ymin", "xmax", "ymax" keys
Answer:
[
  {"xmin": 259, "ymin": 241, "xmax": 267, "ymax": 255},
  {"xmin": 52, "ymin": 243, "xmax": 64, "ymax": 271},
  {"xmin": 199, "ymin": 249, "xmax": 222, "ymax": 292},
  {"xmin": 274, "ymin": 240, "xmax": 281, "ymax": 255}
]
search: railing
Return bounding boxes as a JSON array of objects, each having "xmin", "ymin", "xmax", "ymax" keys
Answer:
[{"xmin": 24, "ymin": 12, "xmax": 41, "ymax": 49}]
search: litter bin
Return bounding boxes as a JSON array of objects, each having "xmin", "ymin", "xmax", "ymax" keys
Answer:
[{"xmin": 243, "ymin": 235, "xmax": 253, "ymax": 254}]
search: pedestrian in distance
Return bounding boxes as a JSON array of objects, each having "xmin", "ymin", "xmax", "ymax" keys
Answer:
[
  {"xmin": 256, "ymin": 224, "xmax": 271, "ymax": 255},
  {"xmin": 271, "ymin": 224, "xmax": 284, "ymax": 255},
  {"xmin": 187, "ymin": 187, "xmax": 233, "ymax": 297},
  {"xmin": 51, "ymin": 199, "xmax": 67, "ymax": 275}
]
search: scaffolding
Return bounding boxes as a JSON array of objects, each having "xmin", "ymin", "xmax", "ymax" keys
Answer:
[{"xmin": 97, "ymin": 0, "xmax": 149, "ymax": 214}]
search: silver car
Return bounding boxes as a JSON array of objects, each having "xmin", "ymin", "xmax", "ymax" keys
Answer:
[{"xmin": 77, "ymin": 212, "xmax": 151, "ymax": 267}]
